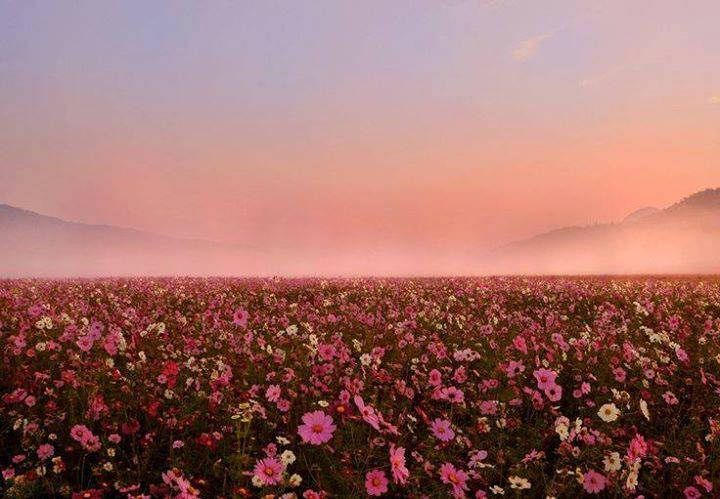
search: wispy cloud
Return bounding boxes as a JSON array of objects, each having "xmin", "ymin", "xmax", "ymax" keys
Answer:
[
  {"xmin": 512, "ymin": 33, "xmax": 552, "ymax": 62},
  {"xmin": 710, "ymin": 95, "xmax": 720, "ymax": 105}
]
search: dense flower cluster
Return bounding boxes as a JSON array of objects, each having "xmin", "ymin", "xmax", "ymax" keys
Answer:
[{"xmin": 2, "ymin": 276, "xmax": 720, "ymax": 497}]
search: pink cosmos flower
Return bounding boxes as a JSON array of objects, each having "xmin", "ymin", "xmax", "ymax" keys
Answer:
[
  {"xmin": 317, "ymin": 343, "xmax": 336, "ymax": 361},
  {"xmin": 453, "ymin": 366, "xmax": 467, "ymax": 384},
  {"xmin": 389, "ymin": 445, "xmax": 409, "ymax": 485},
  {"xmin": 431, "ymin": 418, "xmax": 455, "ymax": 442},
  {"xmin": 428, "ymin": 369, "xmax": 442, "ymax": 386},
  {"xmin": 82, "ymin": 433, "xmax": 102, "ymax": 452},
  {"xmin": 683, "ymin": 486, "xmax": 701, "ymax": 499},
  {"xmin": 70, "ymin": 424, "xmax": 101, "ymax": 451},
  {"xmin": 439, "ymin": 462, "xmax": 469, "ymax": 497},
  {"xmin": 70, "ymin": 424, "xmax": 91, "ymax": 442},
  {"xmin": 627, "ymin": 433, "xmax": 648, "ymax": 461},
  {"xmin": 37, "ymin": 444, "xmax": 54, "ymax": 460},
  {"xmin": 103, "ymin": 335, "xmax": 118, "ymax": 356},
  {"xmin": 298, "ymin": 410, "xmax": 336, "ymax": 445},
  {"xmin": 441, "ymin": 386, "xmax": 465, "ymax": 404},
  {"xmin": 512, "ymin": 335, "xmax": 528, "ymax": 354},
  {"xmin": 87, "ymin": 321, "xmax": 104, "ymax": 340},
  {"xmin": 543, "ymin": 383, "xmax": 562, "ymax": 402},
  {"xmin": 252, "ymin": 457, "xmax": 284, "ymax": 486},
  {"xmin": 676, "ymin": 348, "xmax": 689, "ymax": 363},
  {"xmin": 505, "ymin": 360, "xmax": 525, "ymax": 378},
  {"xmin": 479, "ymin": 400, "xmax": 498, "ymax": 415},
  {"xmin": 365, "ymin": 469, "xmax": 389, "ymax": 496},
  {"xmin": 232, "ymin": 308, "xmax": 249, "ymax": 327},
  {"xmin": 583, "ymin": 470, "xmax": 607, "ymax": 494},
  {"xmin": 354, "ymin": 395, "xmax": 381, "ymax": 431},
  {"xmin": 533, "ymin": 368, "xmax": 557, "ymax": 390},
  {"xmin": 663, "ymin": 391, "xmax": 679, "ymax": 405},
  {"xmin": 76, "ymin": 335, "xmax": 94, "ymax": 352},
  {"xmin": 265, "ymin": 384, "xmax": 281, "ymax": 403}
]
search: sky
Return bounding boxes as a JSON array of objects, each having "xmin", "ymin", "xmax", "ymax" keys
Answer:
[{"xmin": 1, "ymin": 0, "xmax": 719, "ymax": 271}]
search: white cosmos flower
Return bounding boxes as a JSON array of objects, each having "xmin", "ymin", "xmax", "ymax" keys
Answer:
[
  {"xmin": 604, "ymin": 452, "xmax": 621, "ymax": 472},
  {"xmin": 508, "ymin": 476, "xmax": 531, "ymax": 489},
  {"xmin": 598, "ymin": 403, "xmax": 620, "ymax": 422},
  {"xmin": 280, "ymin": 450, "xmax": 296, "ymax": 465}
]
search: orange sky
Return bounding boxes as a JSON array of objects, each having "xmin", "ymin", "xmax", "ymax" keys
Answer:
[{"xmin": 1, "ymin": 1, "xmax": 719, "ymax": 270}]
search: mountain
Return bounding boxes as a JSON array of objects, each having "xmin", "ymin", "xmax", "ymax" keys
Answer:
[
  {"xmin": 0, "ymin": 204, "xmax": 259, "ymax": 277},
  {"xmin": 622, "ymin": 207, "xmax": 660, "ymax": 224},
  {"xmin": 490, "ymin": 188, "xmax": 720, "ymax": 275}
]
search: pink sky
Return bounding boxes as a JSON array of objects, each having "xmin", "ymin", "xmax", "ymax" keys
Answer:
[{"xmin": 1, "ymin": 1, "xmax": 719, "ymax": 270}]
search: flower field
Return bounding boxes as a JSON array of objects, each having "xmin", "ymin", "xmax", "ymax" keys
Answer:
[{"xmin": 2, "ymin": 277, "xmax": 720, "ymax": 498}]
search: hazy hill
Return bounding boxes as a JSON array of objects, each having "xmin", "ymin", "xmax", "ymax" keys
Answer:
[
  {"xmin": 0, "ymin": 204, "xmax": 257, "ymax": 277},
  {"xmin": 491, "ymin": 188, "xmax": 720, "ymax": 275}
]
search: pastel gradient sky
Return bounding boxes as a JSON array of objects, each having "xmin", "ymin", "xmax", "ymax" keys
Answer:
[{"xmin": 1, "ymin": 1, "xmax": 719, "ymax": 265}]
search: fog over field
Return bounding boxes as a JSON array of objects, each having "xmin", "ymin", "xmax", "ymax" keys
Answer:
[{"xmin": 2, "ymin": 188, "xmax": 720, "ymax": 277}]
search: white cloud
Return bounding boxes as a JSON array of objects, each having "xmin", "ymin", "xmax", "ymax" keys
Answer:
[{"xmin": 512, "ymin": 33, "xmax": 551, "ymax": 62}]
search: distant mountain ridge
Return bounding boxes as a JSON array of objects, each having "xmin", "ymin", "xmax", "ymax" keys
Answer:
[
  {"xmin": 622, "ymin": 207, "xmax": 660, "ymax": 224},
  {"xmin": 669, "ymin": 188, "xmax": 720, "ymax": 210},
  {"xmin": 0, "ymin": 203, "xmax": 258, "ymax": 277},
  {"xmin": 492, "ymin": 188, "xmax": 720, "ymax": 275}
]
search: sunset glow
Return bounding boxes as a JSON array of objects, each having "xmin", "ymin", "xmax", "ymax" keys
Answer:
[{"xmin": 1, "ymin": 1, "xmax": 719, "ymax": 274}]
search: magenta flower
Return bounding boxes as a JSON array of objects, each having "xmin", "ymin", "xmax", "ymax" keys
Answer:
[
  {"xmin": 676, "ymin": 348, "xmax": 689, "ymax": 363},
  {"xmin": 428, "ymin": 369, "xmax": 442, "ymax": 386},
  {"xmin": 389, "ymin": 445, "xmax": 409, "ymax": 485},
  {"xmin": 543, "ymin": 383, "xmax": 562, "ymax": 402},
  {"xmin": 70, "ymin": 424, "xmax": 91, "ymax": 442},
  {"xmin": 533, "ymin": 368, "xmax": 557, "ymax": 390},
  {"xmin": 298, "ymin": 410, "xmax": 336, "ymax": 445},
  {"xmin": 627, "ymin": 433, "xmax": 648, "ymax": 461},
  {"xmin": 365, "ymin": 469, "xmax": 389, "ymax": 496},
  {"xmin": 37, "ymin": 444, "xmax": 54, "ymax": 460},
  {"xmin": 354, "ymin": 395, "xmax": 381, "ymax": 431},
  {"xmin": 683, "ymin": 486, "xmax": 702, "ymax": 499},
  {"xmin": 75, "ymin": 335, "xmax": 93, "ymax": 352},
  {"xmin": 512, "ymin": 335, "xmax": 528, "ymax": 354},
  {"xmin": 232, "ymin": 308, "xmax": 249, "ymax": 327},
  {"xmin": 82, "ymin": 433, "xmax": 101, "ymax": 452},
  {"xmin": 265, "ymin": 384, "xmax": 281, "ymax": 403},
  {"xmin": 439, "ymin": 462, "xmax": 469, "ymax": 497},
  {"xmin": 440, "ymin": 386, "xmax": 465, "ymax": 404},
  {"xmin": 430, "ymin": 418, "xmax": 455, "ymax": 442},
  {"xmin": 505, "ymin": 360, "xmax": 525, "ymax": 378},
  {"xmin": 252, "ymin": 457, "xmax": 284, "ymax": 486},
  {"xmin": 583, "ymin": 470, "xmax": 607, "ymax": 494}
]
